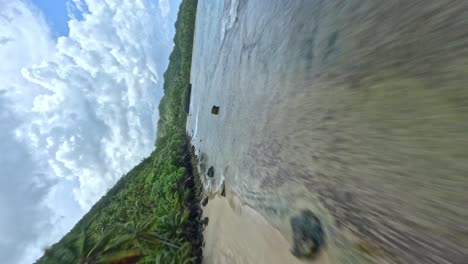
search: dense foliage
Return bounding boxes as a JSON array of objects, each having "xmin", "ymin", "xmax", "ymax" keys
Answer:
[{"xmin": 35, "ymin": 0, "xmax": 198, "ymax": 263}]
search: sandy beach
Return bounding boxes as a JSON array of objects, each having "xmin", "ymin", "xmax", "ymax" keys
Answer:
[{"xmin": 202, "ymin": 192, "xmax": 331, "ymax": 264}]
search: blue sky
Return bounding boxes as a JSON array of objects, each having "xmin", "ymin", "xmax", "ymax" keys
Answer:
[
  {"xmin": 32, "ymin": 0, "xmax": 88, "ymax": 37},
  {"xmin": 31, "ymin": 0, "xmax": 71, "ymax": 37}
]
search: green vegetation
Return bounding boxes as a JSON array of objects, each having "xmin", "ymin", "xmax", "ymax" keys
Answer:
[{"xmin": 35, "ymin": 0, "xmax": 198, "ymax": 263}]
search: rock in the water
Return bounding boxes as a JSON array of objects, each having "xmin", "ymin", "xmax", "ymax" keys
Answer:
[
  {"xmin": 220, "ymin": 182, "xmax": 226, "ymax": 197},
  {"xmin": 202, "ymin": 217, "xmax": 209, "ymax": 226},
  {"xmin": 207, "ymin": 166, "xmax": 214, "ymax": 177},
  {"xmin": 290, "ymin": 210, "xmax": 324, "ymax": 259},
  {"xmin": 211, "ymin": 105, "xmax": 220, "ymax": 114},
  {"xmin": 202, "ymin": 197, "xmax": 209, "ymax": 207}
]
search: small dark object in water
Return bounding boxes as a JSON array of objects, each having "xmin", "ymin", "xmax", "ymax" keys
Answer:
[
  {"xmin": 202, "ymin": 197, "xmax": 209, "ymax": 207},
  {"xmin": 290, "ymin": 210, "xmax": 324, "ymax": 259},
  {"xmin": 207, "ymin": 166, "xmax": 214, "ymax": 177},
  {"xmin": 202, "ymin": 217, "xmax": 209, "ymax": 226},
  {"xmin": 220, "ymin": 183, "xmax": 226, "ymax": 197},
  {"xmin": 211, "ymin": 105, "xmax": 220, "ymax": 114}
]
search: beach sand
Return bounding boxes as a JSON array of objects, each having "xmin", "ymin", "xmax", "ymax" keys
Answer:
[{"xmin": 202, "ymin": 193, "xmax": 331, "ymax": 264}]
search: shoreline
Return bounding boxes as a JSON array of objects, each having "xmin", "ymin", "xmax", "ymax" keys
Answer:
[
  {"xmin": 186, "ymin": 135, "xmax": 332, "ymax": 264},
  {"xmin": 201, "ymin": 190, "xmax": 332, "ymax": 264},
  {"xmin": 186, "ymin": 140, "xmax": 331, "ymax": 264}
]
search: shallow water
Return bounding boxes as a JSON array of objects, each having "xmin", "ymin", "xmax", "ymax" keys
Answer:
[{"xmin": 188, "ymin": 1, "xmax": 468, "ymax": 263}]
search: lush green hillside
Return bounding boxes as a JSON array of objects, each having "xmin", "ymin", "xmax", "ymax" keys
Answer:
[{"xmin": 35, "ymin": 0, "xmax": 198, "ymax": 263}]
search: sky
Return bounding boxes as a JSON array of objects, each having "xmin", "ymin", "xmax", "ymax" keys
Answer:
[{"xmin": 0, "ymin": 0, "xmax": 181, "ymax": 263}]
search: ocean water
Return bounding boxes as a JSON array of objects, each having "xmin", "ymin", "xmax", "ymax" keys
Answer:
[{"xmin": 188, "ymin": 1, "xmax": 468, "ymax": 263}]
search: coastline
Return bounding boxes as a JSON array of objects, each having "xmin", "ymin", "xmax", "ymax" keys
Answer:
[
  {"xmin": 201, "ymin": 190, "xmax": 332, "ymax": 264},
  {"xmin": 187, "ymin": 131, "xmax": 331, "ymax": 264}
]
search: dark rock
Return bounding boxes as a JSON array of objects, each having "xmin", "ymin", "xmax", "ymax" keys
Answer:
[
  {"xmin": 220, "ymin": 183, "xmax": 226, "ymax": 197},
  {"xmin": 188, "ymin": 220, "xmax": 199, "ymax": 228},
  {"xmin": 211, "ymin": 105, "xmax": 220, "ymax": 114},
  {"xmin": 290, "ymin": 210, "xmax": 324, "ymax": 259},
  {"xmin": 189, "ymin": 207, "xmax": 202, "ymax": 218},
  {"xmin": 182, "ymin": 140, "xmax": 204, "ymax": 264},
  {"xmin": 202, "ymin": 217, "xmax": 209, "ymax": 226},
  {"xmin": 187, "ymin": 192, "xmax": 195, "ymax": 201},
  {"xmin": 193, "ymin": 236, "xmax": 204, "ymax": 247},
  {"xmin": 195, "ymin": 247, "xmax": 203, "ymax": 258},
  {"xmin": 207, "ymin": 166, "xmax": 214, "ymax": 177},
  {"xmin": 183, "ymin": 176, "xmax": 194, "ymax": 188},
  {"xmin": 185, "ymin": 200, "xmax": 196, "ymax": 207},
  {"xmin": 202, "ymin": 197, "xmax": 209, "ymax": 207}
]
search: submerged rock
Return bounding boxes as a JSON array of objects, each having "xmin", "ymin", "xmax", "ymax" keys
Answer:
[
  {"xmin": 202, "ymin": 217, "xmax": 209, "ymax": 226},
  {"xmin": 211, "ymin": 105, "xmax": 220, "ymax": 114},
  {"xmin": 207, "ymin": 166, "xmax": 214, "ymax": 177},
  {"xmin": 202, "ymin": 196, "xmax": 209, "ymax": 207},
  {"xmin": 290, "ymin": 210, "xmax": 324, "ymax": 259},
  {"xmin": 220, "ymin": 182, "xmax": 226, "ymax": 197}
]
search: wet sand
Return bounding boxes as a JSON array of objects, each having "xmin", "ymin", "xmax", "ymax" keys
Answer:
[{"xmin": 202, "ymin": 193, "xmax": 331, "ymax": 264}]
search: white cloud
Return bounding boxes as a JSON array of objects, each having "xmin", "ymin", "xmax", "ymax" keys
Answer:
[
  {"xmin": 0, "ymin": 1, "xmax": 56, "ymax": 263},
  {"xmin": 21, "ymin": 0, "xmax": 171, "ymax": 211},
  {"xmin": 0, "ymin": 93, "xmax": 56, "ymax": 264},
  {"xmin": 159, "ymin": 0, "xmax": 170, "ymax": 19},
  {"xmin": 0, "ymin": 0, "xmax": 176, "ymax": 263},
  {"xmin": 0, "ymin": 0, "xmax": 55, "ymax": 108}
]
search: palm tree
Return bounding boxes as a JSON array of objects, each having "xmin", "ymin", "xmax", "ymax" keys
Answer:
[
  {"xmin": 114, "ymin": 217, "xmax": 181, "ymax": 252},
  {"xmin": 87, "ymin": 216, "xmax": 184, "ymax": 264},
  {"xmin": 39, "ymin": 215, "xmax": 185, "ymax": 264}
]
